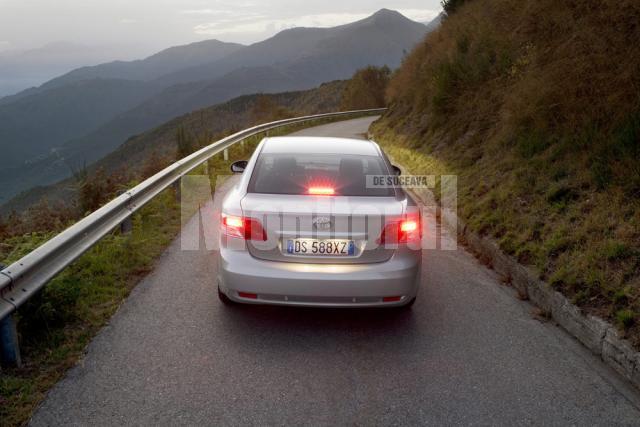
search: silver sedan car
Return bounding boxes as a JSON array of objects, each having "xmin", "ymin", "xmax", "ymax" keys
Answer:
[{"xmin": 217, "ymin": 136, "xmax": 422, "ymax": 308}]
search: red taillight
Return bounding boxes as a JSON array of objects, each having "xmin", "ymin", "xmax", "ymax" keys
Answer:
[
  {"xmin": 308, "ymin": 186, "xmax": 335, "ymax": 196},
  {"xmin": 383, "ymin": 296, "xmax": 402, "ymax": 302},
  {"xmin": 400, "ymin": 220, "xmax": 418, "ymax": 233},
  {"xmin": 378, "ymin": 212, "xmax": 421, "ymax": 245},
  {"xmin": 238, "ymin": 292, "xmax": 258, "ymax": 299},
  {"xmin": 222, "ymin": 214, "xmax": 267, "ymax": 241}
]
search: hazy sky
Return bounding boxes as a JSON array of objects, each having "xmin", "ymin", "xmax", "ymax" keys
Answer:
[{"xmin": 0, "ymin": 0, "xmax": 442, "ymax": 55}]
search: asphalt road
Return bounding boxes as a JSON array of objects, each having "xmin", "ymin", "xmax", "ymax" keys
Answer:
[{"xmin": 31, "ymin": 117, "xmax": 640, "ymax": 426}]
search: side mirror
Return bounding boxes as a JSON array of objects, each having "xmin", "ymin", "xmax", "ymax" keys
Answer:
[
  {"xmin": 230, "ymin": 160, "xmax": 248, "ymax": 174},
  {"xmin": 392, "ymin": 165, "xmax": 402, "ymax": 176}
]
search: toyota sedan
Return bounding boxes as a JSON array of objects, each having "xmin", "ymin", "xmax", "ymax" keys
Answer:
[{"xmin": 217, "ymin": 136, "xmax": 422, "ymax": 308}]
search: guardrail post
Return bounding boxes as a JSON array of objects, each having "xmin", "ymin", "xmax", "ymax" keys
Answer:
[
  {"xmin": 120, "ymin": 216, "xmax": 133, "ymax": 234},
  {"xmin": 223, "ymin": 148, "xmax": 229, "ymax": 161},
  {"xmin": 0, "ymin": 314, "xmax": 21, "ymax": 367},
  {"xmin": 173, "ymin": 179, "xmax": 181, "ymax": 202},
  {"xmin": 118, "ymin": 190, "xmax": 133, "ymax": 234}
]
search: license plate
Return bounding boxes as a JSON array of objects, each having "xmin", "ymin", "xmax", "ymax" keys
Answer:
[{"xmin": 286, "ymin": 239, "xmax": 355, "ymax": 256}]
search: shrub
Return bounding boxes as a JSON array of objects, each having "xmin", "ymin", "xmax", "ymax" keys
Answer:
[
  {"xmin": 602, "ymin": 240, "xmax": 632, "ymax": 261},
  {"xmin": 250, "ymin": 95, "xmax": 293, "ymax": 124},
  {"xmin": 616, "ymin": 309, "xmax": 636, "ymax": 329},
  {"xmin": 141, "ymin": 151, "xmax": 172, "ymax": 179},
  {"xmin": 73, "ymin": 166, "xmax": 123, "ymax": 215},
  {"xmin": 516, "ymin": 131, "xmax": 550, "ymax": 159}
]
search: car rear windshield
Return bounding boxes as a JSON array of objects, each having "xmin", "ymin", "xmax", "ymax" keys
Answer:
[{"xmin": 247, "ymin": 153, "xmax": 396, "ymax": 197}]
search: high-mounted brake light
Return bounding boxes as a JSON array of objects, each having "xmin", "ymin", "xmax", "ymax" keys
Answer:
[
  {"xmin": 222, "ymin": 214, "xmax": 267, "ymax": 241},
  {"xmin": 378, "ymin": 212, "xmax": 421, "ymax": 245},
  {"xmin": 308, "ymin": 187, "xmax": 335, "ymax": 196}
]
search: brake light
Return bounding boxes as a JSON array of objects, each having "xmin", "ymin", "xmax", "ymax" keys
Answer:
[
  {"xmin": 222, "ymin": 214, "xmax": 267, "ymax": 241},
  {"xmin": 400, "ymin": 220, "xmax": 418, "ymax": 233},
  {"xmin": 224, "ymin": 216, "xmax": 243, "ymax": 229},
  {"xmin": 378, "ymin": 212, "xmax": 421, "ymax": 245},
  {"xmin": 308, "ymin": 187, "xmax": 335, "ymax": 196}
]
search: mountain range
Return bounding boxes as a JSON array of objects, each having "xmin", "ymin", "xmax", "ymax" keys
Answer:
[
  {"xmin": 0, "ymin": 42, "xmax": 146, "ymax": 98},
  {"xmin": 0, "ymin": 9, "xmax": 436, "ymax": 206},
  {"xmin": 0, "ymin": 80, "xmax": 350, "ymax": 216}
]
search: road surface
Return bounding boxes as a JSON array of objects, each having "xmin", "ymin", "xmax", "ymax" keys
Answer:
[{"xmin": 31, "ymin": 117, "xmax": 640, "ymax": 425}]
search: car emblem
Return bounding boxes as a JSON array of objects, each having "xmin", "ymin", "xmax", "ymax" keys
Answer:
[{"xmin": 312, "ymin": 216, "xmax": 332, "ymax": 230}]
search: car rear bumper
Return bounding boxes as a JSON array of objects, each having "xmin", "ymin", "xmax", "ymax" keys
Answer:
[{"xmin": 217, "ymin": 247, "xmax": 422, "ymax": 307}]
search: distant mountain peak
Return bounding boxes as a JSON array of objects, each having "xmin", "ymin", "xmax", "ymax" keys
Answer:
[
  {"xmin": 343, "ymin": 8, "xmax": 424, "ymax": 30},
  {"xmin": 369, "ymin": 8, "xmax": 412, "ymax": 22},
  {"xmin": 372, "ymin": 8, "xmax": 402, "ymax": 17}
]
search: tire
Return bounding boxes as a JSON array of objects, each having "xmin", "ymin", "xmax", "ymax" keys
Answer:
[{"xmin": 218, "ymin": 286, "xmax": 235, "ymax": 305}]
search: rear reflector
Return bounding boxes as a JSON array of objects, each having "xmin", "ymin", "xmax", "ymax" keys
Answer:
[
  {"xmin": 238, "ymin": 292, "xmax": 258, "ymax": 299},
  {"xmin": 383, "ymin": 296, "xmax": 402, "ymax": 302}
]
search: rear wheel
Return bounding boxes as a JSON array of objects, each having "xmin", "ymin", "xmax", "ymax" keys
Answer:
[{"xmin": 218, "ymin": 286, "xmax": 235, "ymax": 305}]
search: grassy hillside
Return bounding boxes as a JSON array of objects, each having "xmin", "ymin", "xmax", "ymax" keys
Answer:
[{"xmin": 373, "ymin": 0, "xmax": 640, "ymax": 344}]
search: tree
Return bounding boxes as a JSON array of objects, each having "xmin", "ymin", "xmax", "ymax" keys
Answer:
[
  {"xmin": 175, "ymin": 125, "xmax": 195, "ymax": 159},
  {"xmin": 250, "ymin": 95, "xmax": 293, "ymax": 124},
  {"xmin": 340, "ymin": 66, "xmax": 391, "ymax": 110},
  {"xmin": 441, "ymin": 0, "xmax": 468, "ymax": 15},
  {"xmin": 72, "ymin": 165, "xmax": 120, "ymax": 214}
]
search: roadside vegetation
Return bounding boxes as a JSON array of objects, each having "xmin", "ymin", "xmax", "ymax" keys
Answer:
[
  {"xmin": 0, "ymin": 74, "xmax": 379, "ymax": 425},
  {"xmin": 0, "ymin": 137, "xmax": 263, "ymax": 427},
  {"xmin": 373, "ymin": 0, "xmax": 640, "ymax": 345},
  {"xmin": 340, "ymin": 66, "xmax": 390, "ymax": 110}
]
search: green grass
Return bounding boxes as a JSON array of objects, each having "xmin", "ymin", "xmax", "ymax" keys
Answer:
[
  {"xmin": 0, "ymin": 114, "xmax": 370, "ymax": 427},
  {"xmin": 616, "ymin": 309, "xmax": 636, "ymax": 330}
]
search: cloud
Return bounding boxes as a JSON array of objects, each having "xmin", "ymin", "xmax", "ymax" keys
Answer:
[
  {"xmin": 119, "ymin": 18, "xmax": 137, "ymax": 24},
  {"xmin": 194, "ymin": 12, "xmax": 371, "ymax": 36},
  {"xmin": 397, "ymin": 8, "xmax": 440, "ymax": 23},
  {"xmin": 193, "ymin": 8, "xmax": 441, "ymax": 37},
  {"xmin": 180, "ymin": 9, "xmax": 229, "ymax": 15},
  {"xmin": 0, "ymin": 41, "xmax": 11, "ymax": 51}
]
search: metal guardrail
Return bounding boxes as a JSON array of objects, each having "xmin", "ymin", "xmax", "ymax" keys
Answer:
[{"xmin": 0, "ymin": 108, "xmax": 385, "ymax": 325}]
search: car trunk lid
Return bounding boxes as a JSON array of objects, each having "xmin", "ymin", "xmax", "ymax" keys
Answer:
[{"xmin": 241, "ymin": 194, "xmax": 403, "ymax": 264}]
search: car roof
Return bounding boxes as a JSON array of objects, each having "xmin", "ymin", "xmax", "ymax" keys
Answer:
[{"xmin": 260, "ymin": 136, "xmax": 380, "ymax": 156}]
